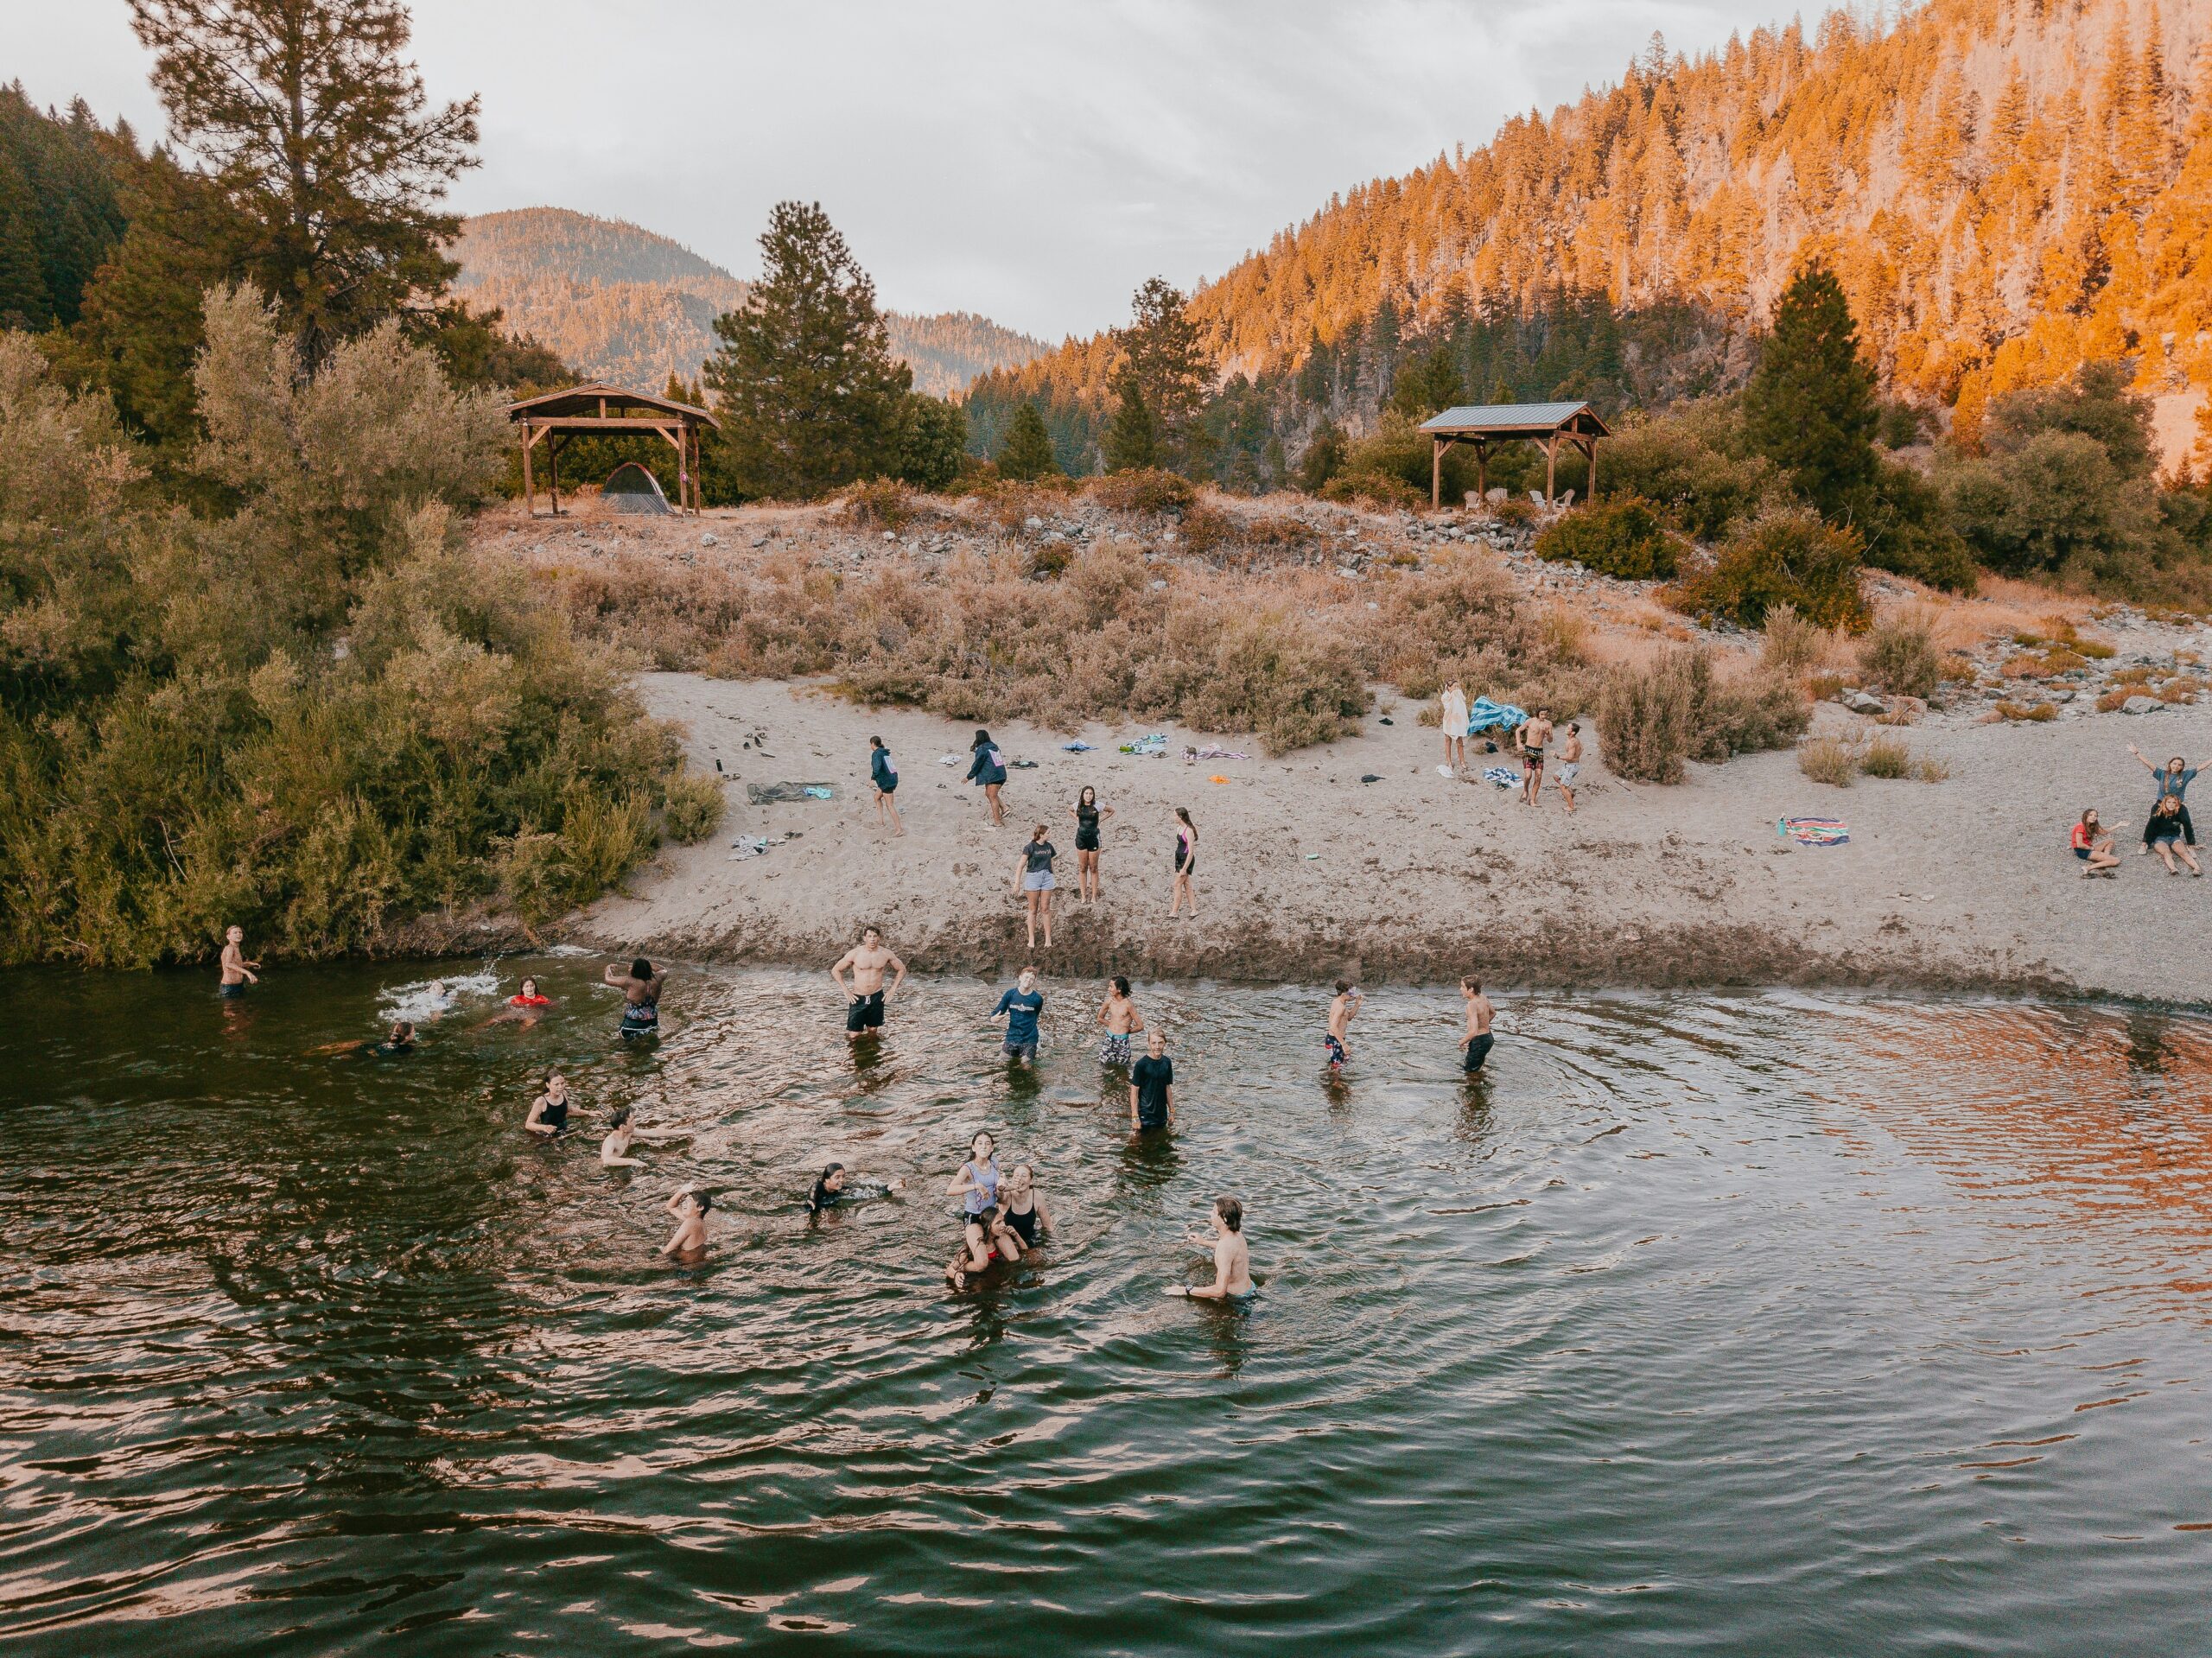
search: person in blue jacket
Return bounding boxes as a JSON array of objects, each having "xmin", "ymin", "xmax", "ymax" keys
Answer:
[
  {"xmin": 869, "ymin": 734, "xmax": 903, "ymax": 836},
  {"xmin": 967, "ymin": 727, "xmax": 1007, "ymax": 827}
]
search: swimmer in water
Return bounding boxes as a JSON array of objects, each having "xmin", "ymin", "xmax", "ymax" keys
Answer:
[
  {"xmin": 525, "ymin": 1072, "xmax": 571, "ymax": 1137},
  {"xmin": 989, "ymin": 1164, "xmax": 1052, "ymax": 1261},
  {"xmin": 1166, "ymin": 1196, "xmax": 1252, "ymax": 1299},
  {"xmin": 804, "ymin": 1161, "xmax": 907, "ymax": 1217},
  {"xmin": 312, "ymin": 1019, "xmax": 416, "ymax": 1057},
  {"xmin": 1325, "ymin": 980, "xmax": 1362, "ymax": 1071},
  {"xmin": 605, "ymin": 957, "xmax": 664, "ymax": 1039},
  {"xmin": 601, "ymin": 1103, "xmax": 642, "ymax": 1167},
  {"xmin": 1458, "ymin": 977, "xmax": 1496, "ymax": 1073},
  {"xmin": 1096, "ymin": 975, "xmax": 1144, "ymax": 1067},
  {"xmin": 477, "ymin": 975, "xmax": 555, "ymax": 1029},
  {"xmin": 661, "ymin": 1186, "xmax": 713, "ymax": 1261},
  {"xmin": 944, "ymin": 1130, "xmax": 1003, "ymax": 1288},
  {"xmin": 218, "ymin": 925, "xmax": 259, "ymax": 998}
]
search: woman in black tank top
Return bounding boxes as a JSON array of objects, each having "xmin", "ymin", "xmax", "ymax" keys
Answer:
[{"xmin": 1068, "ymin": 786, "xmax": 1114, "ymax": 903}]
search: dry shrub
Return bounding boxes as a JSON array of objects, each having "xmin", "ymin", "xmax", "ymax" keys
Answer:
[
  {"xmin": 1939, "ymin": 651, "xmax": 1977, "ymax": 681},
  {"xmin": 1807, "ymin": 671, "xmax": 1847, "ymax": 702},
  {"xmin": 1028, "ymin": 542, "xmax": 1072, "ymax": 580},
  {"xmin": 549, "ymin": 555, "xmax": 747, "ymax": 669},
  {"xmin": 974, "ymin": 480, "xmax": 1064, "ymax": 534},
  {"xmin": 1090, "ymin": 468, "xmax": 1195, "ymax": 514},
  {"xmin": 1999, "ymin": 655, "xmax": 2050, "ymax": 678},
  {"xmin": 2095, "ymin": 688, "xmax": 2133, "ymax": 712},
  {"xmin": 1859, "ymin": 734, "xmax": 1913, "ymax": 778},
  {"xmin": 2042, "ymin": 648, "xmax": 2089, "ymax": 672},
  {"xmin": 1760, "ymin": 602, "xmax": 1827, "ymax": 677},
  {"xmin": 1320, "ymin": 471, "xmax": 1426, "ymax": 511},
  {"xmin": 1492, "ymin": 497, "xmax": 1538, "ymax": 526},
  {"xmin": 1913, "ymin": 755, "xmax": 1952, "ymax": 782},
  {"xmin": 2159, "ymin": 678, "xmax": 2202, "ymax": 702},
  {"xmin": 842, "ymin": 479, "xmax": 918, "ymax": 531},
  {"xmin": 1179, "ymin": 504, "xmax": 1236, "ymax": 559},
  {"xmin": 2112, "ymin": 664, "xmax": 2156, "ymax": 684},
  {"xmin": 1594, "ymin": 647, "xmax": 1808, "ymax": 783},
  {"xmin": 660, "ymin": 769, "xmax": 725, "ymax": 843},
  {"xmin": 1993, "ymin": 699, "xmax": 2057, "ymax": 721},
  {"xmin": 1798, "ymin": 736, "xmax": 1858, "ymax": 785},
  {"xmin": 2075, "ymin": 638, "xmax": 2118, "ymax": 660},
  {"xmin": 1858, "ymin": 612, "xmax": 1942, "ymax": 699}
]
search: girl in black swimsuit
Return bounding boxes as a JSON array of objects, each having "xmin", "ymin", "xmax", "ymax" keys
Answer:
[
  {"xmin": 1069, "ymin": 786, "xmax": 1113, "ymax": 902},
  {"xmin": 1168, "ymin": 807, "xmax": 1198, "ymax": 918}
]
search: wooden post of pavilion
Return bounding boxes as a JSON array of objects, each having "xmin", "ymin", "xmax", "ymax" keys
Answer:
[
  {"xmin": 520, "ymin": 419, "xmax": 534, "ymax": 513},
  {"xmin": 1544, "ymin": 435, "xmax": 1557, "ymax": 506}
]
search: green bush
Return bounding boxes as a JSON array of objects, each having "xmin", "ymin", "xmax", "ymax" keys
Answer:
[
  {"xmin": 661, "ymin": 769, "xmax": 726, "ymax": 843},
  {"xmin": 1669, "ymin": 506, "xmax": 1871, "ymax": 631},
  {"xmin": 1599, "ymin": 402, "xmax": 1780, "ymax": 539},
  {"xmin": 893, "ymin": 393, "xmax": 967, "ymax": 492},
  {"xmin": 1858, "ymin": 734, "xmax": 1912, "ymax": 778},
  {"xmin": 1533, "ymin": 497, "xmax": 1678, "ymax": 580},
  {"xmin": 1858, "ymin": 614, "xmax": 1941, "ymax": 699},
  {"xmin": 1594, "ymin": 647, "xmax": 1808, "ymax": 783}
]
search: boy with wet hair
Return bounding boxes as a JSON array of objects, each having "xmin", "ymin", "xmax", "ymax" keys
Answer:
[
  {"xmin": 1167, "ymin": 1196, "xmax": 1251, "ymax": 1299},
  {"xmin": 1458, "ymin": 978, "xmax": 1496, "ymax": 1072},
  {"xmin": 1097, "ymin": 975, "xmax": 1144, "ymax": 1066},
  {"xmin": 1325, "ymin": 981, "xmax": 1362, "ymax": 1070}
]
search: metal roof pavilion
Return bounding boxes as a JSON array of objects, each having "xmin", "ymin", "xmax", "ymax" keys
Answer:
[{"xmin": 1416, "ymin": 400, "xmax": 1611, "ymax": 508}]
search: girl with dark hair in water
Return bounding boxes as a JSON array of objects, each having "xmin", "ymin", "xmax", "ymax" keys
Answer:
[
  {"xmin": 605, "ymin": 958, "xmax": 663, "ymax": 1039},
  {"xmin": 1070, "ymin": 786, "xmax": 1113, "ymax": 901},
  {"xmin": 944, "ymin": 1131, "xmax": 1003, "ymax": 1287},
  {"xmin": 804, "ymin": 1161, "xmax": 906, "ymax": 1217},
  {"xmin": 1168, "ymin": 808, "xmax": 1198, "ymax": 918}
]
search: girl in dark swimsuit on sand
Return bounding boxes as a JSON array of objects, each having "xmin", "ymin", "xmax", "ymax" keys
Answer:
[
  {"xmin": 1070, "ymin": 787, "xmax": 1113, "ymax": 902},
  {"xmin": 1168, "ymin": 808, "xmax": 1198, "ymax": 918}
]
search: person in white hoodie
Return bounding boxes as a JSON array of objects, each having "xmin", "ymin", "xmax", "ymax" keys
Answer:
[{"xmin": 1440, "ymin": 681, "xmax": 1469, "ymax": 775}]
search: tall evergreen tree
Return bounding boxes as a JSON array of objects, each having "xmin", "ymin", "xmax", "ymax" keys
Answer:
[
  {"xmin": 1102, "ymin": 372, "xmax": 1161, "ymax": 472},
  {"xmin": 997, "ymin": 401, "xmax": 1058, "ymax": 480},
  {"xmin": 1743, "ymin": 263, "xmax": 1879, "ymax": 520},
  {"xmin": 127, "ymin": 0, "xmax": 480, "ymax": 370},
  {"xmin": 0, "ymin": 150, "xmax": 48, "ymax": 329},
  {"xmin": 703, "ymin": 200, "xmax": 912, "ymax": 500},
  {"xmin": 1114, "ymin": 277, "xmax": 1210, "ymax": 472}
]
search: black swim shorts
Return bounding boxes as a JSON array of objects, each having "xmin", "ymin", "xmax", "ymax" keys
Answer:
[
  {"xmin": 846, "ymin": 989, "xmax": 886, "ymax": 1031},
  {"xmin": 1464, "ymin": 1032, "xmax": 1496, "ymax": 1072}
]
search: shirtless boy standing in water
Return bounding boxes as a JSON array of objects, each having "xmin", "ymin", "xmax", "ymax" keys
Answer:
[
  {"xmin": 830, "ymin": 926, "xmax": 907, "ymax": 1039},
  {"xmin": 661, "ymin": 1186, "xmax": 714, "ymax": 1261},
  {"xmin": 1458, "ymin": 978, "xmax": 1497, "ymax": 1073},
  {"xmin": 219, "ymin": 925, "xmax": 259, "ymax": 998},
  {"xmin": 1518, "ymin": 709, "xmax": 1554, "ymax": 806},
  {"xmin": 1097, "ymin": 976, "xmax": 1144, "ymax": 1067},
  {"xmin": 1325, "ymin": 981, "xmax": 1363, "ymax": 1071},
  {"xmin": 1166, "ymin": 1196, "xmax": 1252, "ymax": 1299}
]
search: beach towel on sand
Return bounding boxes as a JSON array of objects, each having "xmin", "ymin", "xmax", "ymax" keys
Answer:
[
  {"xmin": 1481, "ymin": 765, "xmax": 1521, "ymax": 788},
  {"xmin": 1779, "ymin": 816, "xmax": 1849, "ymax": 846}
]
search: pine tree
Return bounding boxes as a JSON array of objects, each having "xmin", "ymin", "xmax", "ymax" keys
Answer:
[
  {"xmin": 998, "ymin": 401, "xmax": 1058, "ymax": 480},
  {"xmin": 1114, "ymin": 277, "xmax": 1210, "ymax": 471},
  {"xmin": 703, "ymin": 200, "xmax": 912, "ymax": 500},
  {"xmin": 0, "ymin": 149, "xmax": 50, "ymax": 328},
  {"xmin": 128, "ymin": 0, "xmax": 479, "ymax": 370},
  {"xmin": 1102, "ymin": 372, "xmax": 1161, "ymax": 472},
  {"xmin": 1744, "ymin": 264, "xmax": 1880, "ymax": 520}
]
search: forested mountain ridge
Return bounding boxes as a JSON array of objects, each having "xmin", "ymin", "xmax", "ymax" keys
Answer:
[
  {"xmin": 452, "ymin": 207, "xmax": 1048, "ymax": 397},
  {"xmin": 982, "ymin": 0, "xmax": 2210, "ymax": 467}
]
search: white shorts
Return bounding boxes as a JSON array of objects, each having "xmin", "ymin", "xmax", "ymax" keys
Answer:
[{"xmin": 1558, "ymin": 764, "xmax": 1580, "ymax": 786}]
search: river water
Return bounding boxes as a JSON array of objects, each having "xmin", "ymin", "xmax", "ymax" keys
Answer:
[{"xmin": 4, "ymin": 962, "xmax": 2210, "ymax": 1655}]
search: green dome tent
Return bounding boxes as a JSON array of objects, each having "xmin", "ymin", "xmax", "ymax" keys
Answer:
[{"xmin": 602, "ymin": 461, "xmax": 673, "ymax": 515}]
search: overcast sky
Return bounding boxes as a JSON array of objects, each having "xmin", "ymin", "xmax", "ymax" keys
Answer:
[{"xmin": 12, "ymin": 0, "xmax": 1800, "ymax": 340}]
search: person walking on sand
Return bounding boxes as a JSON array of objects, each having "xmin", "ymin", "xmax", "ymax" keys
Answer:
[
  {"xmin": 2073, "ymin": 810, "xmax": 2121, "ymax": 878},
  {"xmin": 525, "ymin": 1073, "xmax": 571, "ymax": 1137},
  {"xmin": 967, "ymin": 728, "xmax": 1007, "ymax": 828},
  {"xmin": 1325, "ymin": 980, "xmax": 1363, "ymax": 1072},
  {"xmin": 1458, "ymin": 978, "xmax": 1497, "ymax": 1072},
  {"xmin": 1013, "ymin": 824, "xmax": 1059, "ymax": 950},
  {"xmin": 2146, "ymin": 796, "xmax": 2202, "ymax": 876},
  {"xmin": 869, "ymin": 734, "xmax": 904, "ymax": 837},
  {"xmin": 830, "ymin": 926, "xmax": 908, "ymax": 1039},
  {"xmin": 1166, "ymin": 1196, "xmax": 1252, "ymax": 1299},
  {"xmin": 1440, "ymin": 680, "xmax": 1469, "ymax": 776},
  {"xmin": 1168, "ymin": 808, "xmax": 1198, "ymax": 918},
  {"xmin": 218, "ymin": 925, "xmax": 260, "ymax": 998},
  {"xmin": 1070, "ymin": 786, "xmax": 1113, "ymax": 902},
  {"xmin": 1552, "ymin": 723, "xmax": 1583, "ymax": 814},
  {"xmin": 661, "ymin": 1186, "xmax": 714, "ymax": 1261},
  {"xmin": 604, "ymin": 958, "xmax": 664, "ymax": 1040},
  {"xmin": 2128, "ymin": 746, "xmax": 2197, "ymax": 854},
  {"xmin": 994, "ymin": 968, "xmax": 1046, "ymax": 1066},
  {"xmin": 1129, "ymin": 1028, "xmax": 1174, "ymax": 1134},
  {"xmin": 1098, "ymin": 976, "xmax": 1145, "ymax": 1067},
  {"xmin": 1518, "ymin": 709, "xmax": 1554, "ymax": 806}
]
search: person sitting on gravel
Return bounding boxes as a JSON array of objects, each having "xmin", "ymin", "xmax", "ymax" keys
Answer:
[
  {"xmin": 2145, "ymin": 796, "xmax": 2202, "ymax": 877},
  {"xmin": 2072, "ymin": 810, "xmax": 2120, "ymax": 878},
  {"xmin": 2127, "ymin": 746, "xmax": 2196, "ymax": 854}
]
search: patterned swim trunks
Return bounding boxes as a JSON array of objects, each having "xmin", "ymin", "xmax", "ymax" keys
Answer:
[{"xmin": 1100, "ymin": 1033, "xmax": 1131, "ymax": 1066}]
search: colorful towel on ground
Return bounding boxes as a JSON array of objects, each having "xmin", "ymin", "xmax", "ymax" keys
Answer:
[
  {"xmin": 1481, "ymin": 765, "xmax": 1521, "ymax": 788},
  {"xmin": 1119, "ymin": 734, "xmax": 1170, "ymax": 757},
  {"xmin": 1468, "ymin": 697, "xmax": 1527, "ymax": 733},
  {"xmin": 1778, "ymin": 816, "xmax": 1849, "ymax": 846}
]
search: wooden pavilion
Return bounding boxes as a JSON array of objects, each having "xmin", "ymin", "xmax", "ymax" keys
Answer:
[
  {"xmin": 1417, "ymin": 401, "xmax": 1611, "ymax": 510},
  {"xmin": 505, "ymin": 382, "xmax": 720, "ymax": 517}
]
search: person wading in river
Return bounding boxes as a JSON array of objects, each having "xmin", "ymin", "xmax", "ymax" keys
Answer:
[
  {"xmin": 219, "ymin": 925, "xmax": 260, "ymax": 998},
  {"xmin": 1129, "ymin": 1029, "xmax": 1174, "ymax": 1134},
  {"xmin": 1097, "ymin": 976, "xmax": 1145, "ymax": 1068},
  {"xmin": 1166, "ymin": 1196, "xmax": 1252, "ymax": 1299},
  {"xmin": 830, "ymin": 926, "xmax": 908, "ymax": 1039},
  {"xmin": 1325, "ymin": 981, "xmax": 1363, "ymax": 1072},
  {"xmin": 1458, "ymin": 978, "xmax": 1497, "ymax": 1073},
  {"xmin": 661, "ymin": 1186, "xmax": 714, "ymax": 1262},
  {"xmin": 604, "ymin": 959, "xmax": 664, "ymax": 1040}
]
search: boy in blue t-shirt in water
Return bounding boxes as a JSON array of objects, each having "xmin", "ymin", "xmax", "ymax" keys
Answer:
[{"xmin": 995, "ymin": 968, "xmax": 1045, "ymax": 1065}]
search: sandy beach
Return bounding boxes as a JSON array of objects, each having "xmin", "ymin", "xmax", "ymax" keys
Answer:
[{"xmin": 577, "ymin": 669, "xmax": 2212, "ymax": 1005}]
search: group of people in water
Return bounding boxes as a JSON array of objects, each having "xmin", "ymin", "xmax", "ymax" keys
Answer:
[{"xmin": 2073, "ymin": 745, "xmax": 2202, "ymax": 878}]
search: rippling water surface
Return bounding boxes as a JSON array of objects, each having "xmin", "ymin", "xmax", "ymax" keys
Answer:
[{"xmin": 5, "ymin": 963, "xmax": 2212, "ymax": 1655}]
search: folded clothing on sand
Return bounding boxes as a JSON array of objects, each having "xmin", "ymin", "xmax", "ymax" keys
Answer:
[
  {"xmin": 747, "ymin": 781, "xmax": 838, "ymax": 804},
  {"xmin": 1779, "ymin": 816, "xmax": 1849, "ymax": 845},
  {"xmin": 1482, "ymin": 765, "xmax": 1521, "ymax": 787},
  {"xmin": 1119, "ymin": 734, "xmax": 1170, "ymax": 757}
]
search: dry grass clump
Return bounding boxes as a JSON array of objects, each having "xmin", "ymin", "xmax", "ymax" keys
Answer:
[
  {"xmin": 548, "ymin": 555, "xmax": 748, "ymax": 670},
  {"xmin": 1993, "ymin": 699, "xmax": 2058, "ymax": 721},
  {"xmin": 2159, "ymin": 677, "xmax": 2203, "ymax": 703},
  {"xmin": 1088, "ymin": 468, "xmax": 1195, "ymax": 515},
  {"xmin": 1913, "ymin": 755, "xmax": 1952, "ymax": 782},
  {"xmin": 1594, "ymin": 647, "xmax": 1808, "ymax": 783},
  {"xmin": 1798, "ymin": 736, "xmax": 1859, "ymax": 785},
  {"xmin": 1759, "ymin": 602, "xmax": 1828, "ymax": 677},
  {"xmin": 2095, "ymin": 688, "xmax": 2133, "ymax": 712},
  {"xmin": 1858, "ymin": 611, "xmax": 1942, "ymax": 699},
  {"xmin": 2111, "ymin": 664, "xmax": 2157, "ymax": 685},
  {"xmin": 842, "ymin": 479, "xmax": 920, "ymax": 530},
  {"xmin": 2075, "ymin": 638, "xmax": 2117, "ymax": 659},
  {"xmin": 1858, "ymin": 734, "xmax": 1913, "ymax": 777},
  {"xmin": 659, "ymin": 769, "xmax": 725, "ymax": 843}
]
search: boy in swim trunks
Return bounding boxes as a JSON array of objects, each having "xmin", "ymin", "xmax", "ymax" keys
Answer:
[
  {"xmin": 1518, "ymin": 710, "xmax": 1554, "ymax": 806},
  {"xmin": 1325, "ymin": 980, "xmax": 1362, "ymax": 1070},
  {"xmin": 830, "ymin": 926, "xmax": 907, "ymax": 1039},
  {"xmin": 1458, "ymin": 977, "xmax": 1496, "ymax": 1072},
  {"xmin": 219, "ymin": 925, "xmax": 259, "ymax": 997},
  {"xmin": 1097, "ymin": 975, "xmax": 1144, "ymax": 1065},
  {"xmin": 1552, "ymin": 722, "xmax": 1582, "ymax": 814},
  {"xmin": 1166, "ymin": 1196, "xmax": 1252, "ymax": 1299}
]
